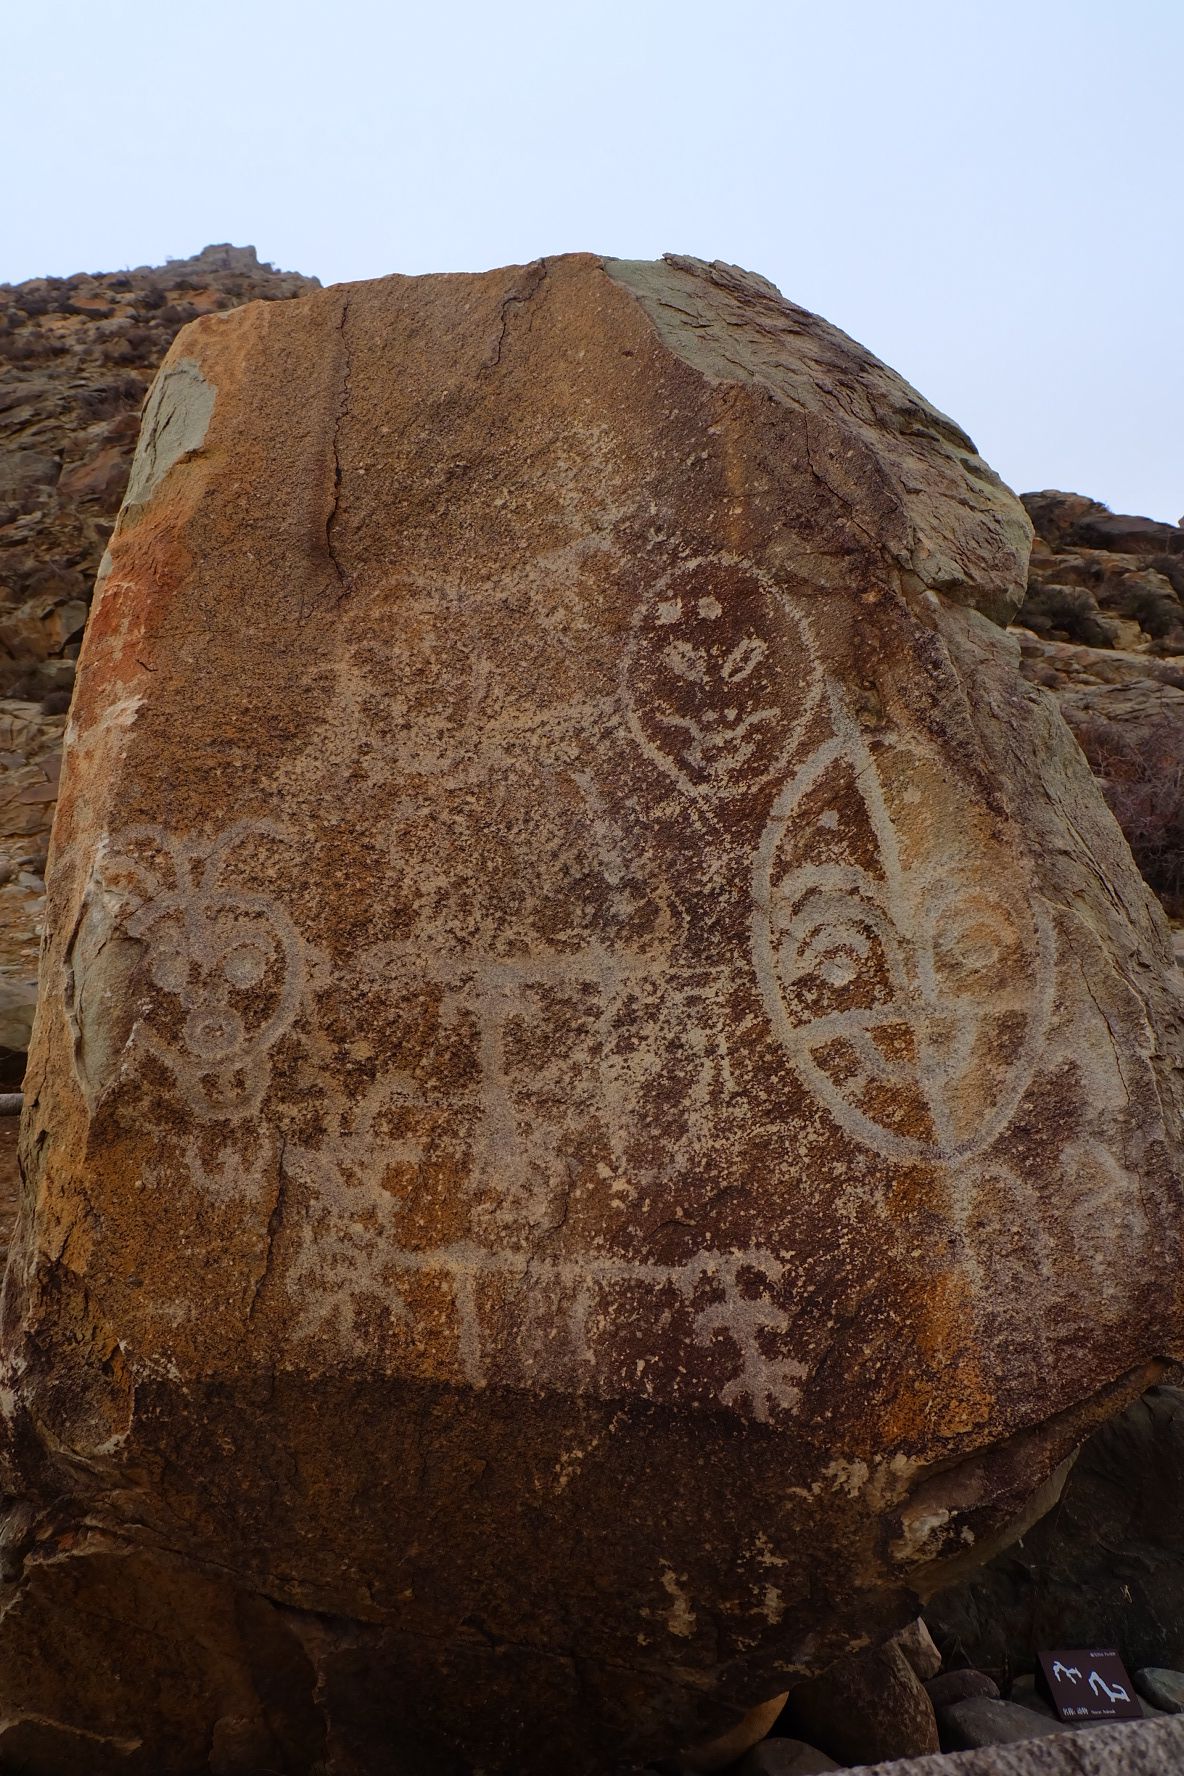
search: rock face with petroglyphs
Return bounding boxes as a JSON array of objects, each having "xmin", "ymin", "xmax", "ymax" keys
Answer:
[{"xmin": 1, "ymin": 254, "xmax": 1182, "ymax": 1774}]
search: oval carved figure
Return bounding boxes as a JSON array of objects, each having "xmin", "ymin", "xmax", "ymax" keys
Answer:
[
  {"xmin": 103, "ymin": 822, "xmax": 305, "ymax": 1120},
  {"xmin": 622, "ymin": 557, "xmax": 822, "ymax": 801},
  {"xmin": 751, "ymin": 690, "xmax": 1056, "ymax": 1163}
]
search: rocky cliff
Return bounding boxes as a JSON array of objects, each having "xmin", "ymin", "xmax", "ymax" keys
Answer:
[
  {"xmin": 1015, "ymin": 492, "xmax": 1184, "ymax": 918},
  {"xmin": 0, "ymin": 245, "xmax": 317, "ymax": 1050}
]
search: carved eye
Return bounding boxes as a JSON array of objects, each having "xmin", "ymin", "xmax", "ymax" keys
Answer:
[
  {"xmin": 929, "ymin": 898, "xmax": 1016, "ymax": 995},
  {"xmin": 771, "ymin": 878, "xmax": 901, "ymax": 1018},
  {"xmin": 150, "ymin": 939, "xmax": 189, "ymax": 994},
  {"xmin": 223, "ymin": 942, "xmax": 268, "ymax": 988},
  {"xmin": 720, "ymin": 635, "xmax": 767, "ymax": 683},
  {"xmin": 953, "ymin": 930, "xmax": 1002, "ymax": 974},
  {"xmin": 798, "ymin": 922, "xmax": 872, "ymax": 989},
  {"xmin": 817, "ymin": 947, "xmax": 863, "ymax": 988},
  {"xmin": 661, "ymin": 639, "xmax": 707, "ymax": 684}
]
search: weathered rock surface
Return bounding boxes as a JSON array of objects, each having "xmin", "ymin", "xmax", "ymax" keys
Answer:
[
  {"xmin": 4, "ymin": 258, "xmax": 1183, "ymax": 1127},
  {"xmin": 1017, "ymin": 491, "xmax": 1184, "ymax": 658},
  {"xmin": 937, "ymin": 1696, "xmax": 1064, "ymax": 1749},
  {"xmin": 1133, "ymin": 1667, "xmax": 1184, "ymax": 1713},
  {"xmin": 732, "ymin": 1740, "xmax": 839, "ymax": 1775},
  {"xmin": 858, "ymin": 1714, "xmax": 1184, "ymax": 1771},
  {"xmin": 0, "ymin": 246, "xmax": 317, "ymax": 1081},
  {"xmin": 925, "ymin": 1671, "xmax": 1000, "ymax": 1709},
  {"xmin": 2, "ymin": 253, "xmax": 1183, "ymax": 1774},
  {"xmin": 1015, "ymin": 630, "xmax": 1184, "ymax": 751},
  {"xmin": 926, "ymin": 1386, "xmax": 1184, "ymax": 1679},
  {"xmin": 894, "ymin": 1619, "xmax": 943, "ymax": 1682}
]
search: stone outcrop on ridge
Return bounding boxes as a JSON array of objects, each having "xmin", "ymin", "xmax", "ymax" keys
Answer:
[{"xmin": 1014, "ymin": 492, "xmax": 1184, "ymax": 916}]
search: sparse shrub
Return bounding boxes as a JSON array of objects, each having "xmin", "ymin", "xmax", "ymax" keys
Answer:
[{"xmin": 1074, "ymin": 714, "xmax": 1184, "ymax": 914}]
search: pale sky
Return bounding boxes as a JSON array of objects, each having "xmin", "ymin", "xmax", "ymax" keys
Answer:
[{"xmin": 8, "ymin": 0, "xmax": 1182, "ymax": 521}]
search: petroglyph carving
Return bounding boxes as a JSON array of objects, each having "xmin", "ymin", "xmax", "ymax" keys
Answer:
[
  {"xmin": 753, "ymin": 685, "xmax": 1056, "ymax": 1162},
  {"xmin": 1059, "ymin": 1136, "xmax": 1155, "ymax": 1264},
  {"xmin": 693, "ymin": 1278, "xmax": 806, "ymax": 1422},
  {"xmin": 336, "ymin": 926, "xmax": 677, "ymax": 1248},
  {"xmin": 623, "ymin": 556, "xmax": 822, "ymax": 800},
  {"xmin": 96, "ymin": 822, "xmax": 304, "ymax": 1119},
  {"xmin": 281, "ymin": 1072, "xmax": 802, "ymax": 1418}
]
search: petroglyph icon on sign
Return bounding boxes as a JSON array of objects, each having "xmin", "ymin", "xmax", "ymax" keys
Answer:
[{"xmin": 1039, "ymin": 1650, "xmax": 1141, "ymax": 1721}]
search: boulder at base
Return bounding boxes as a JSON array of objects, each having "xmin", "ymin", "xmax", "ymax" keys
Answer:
[{"xmin": 1, "ymin": 255, "xmax": 1182, "ymax": 1775}]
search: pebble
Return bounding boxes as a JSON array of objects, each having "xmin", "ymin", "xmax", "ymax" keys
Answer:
[
  {"xmin": 733, "ymin": 1740, "xmax": 839, "ymax": 1776},
  {"xmin": 937, "ymin": 1696, "xmax": 1066, "ymax": 1750},
  {"xmin": 924, "ymin": 1669, "xmax": 1000, "ymax": 1709},
  {"xmin": 1134, "ymin": 1667, "xmax": 1184, "ymax": 1713}
]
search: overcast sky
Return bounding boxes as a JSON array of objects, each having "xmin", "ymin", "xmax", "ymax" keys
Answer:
[{"xmin": 8, "ymin": 0, "xmax": 1181, "ymax": 521}]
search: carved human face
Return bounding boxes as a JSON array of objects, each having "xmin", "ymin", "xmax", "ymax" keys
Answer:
[
  {"xmin": 104, "ymin": 825, "xmax": 305, "ymax": 1121},
  {"xmin": 624, "ymin": 560, "xmax": 819, "ymax": 799},
  {"xmin": 138, "ymin": 896, "xmax": 296, "ymax": 1066},
  {"xmin": 752, "ymin": 718, "xmax": 1054, "ymax": 1164}
]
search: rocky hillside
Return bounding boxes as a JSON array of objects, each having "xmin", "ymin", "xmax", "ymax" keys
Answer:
[
  {"xmin": 0, "ymin": 245, "xmax": 318, "ymax": 1072},
  {"xmin": 1015, "ymin": 492, "xmax": 1184, "ymax": 917}
]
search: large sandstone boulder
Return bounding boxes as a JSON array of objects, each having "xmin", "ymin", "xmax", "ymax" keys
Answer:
[{"xmin": 1, "ymin": 254, "xmax": 1182, "ymax": 1774}]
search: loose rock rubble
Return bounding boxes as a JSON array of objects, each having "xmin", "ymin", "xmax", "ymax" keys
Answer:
[
  {"xmin": 671, "ymin": 1633, "xmax": 1184, "ymax": 1768},
  {"xmin": 1132, "ymin": 1667, "xmax": 1184, "ymax": 1713},
  {"xmin": 1016, "ymin": 491, "xmax": 1184, "ymax": 657},
  {"xmin": 925, "ymin": 1386, "xmax": 1184, "ymax": 1680},
  {"xmin": 784, "ymin": 1629, "xmax": 940, "ymax": 1763}
]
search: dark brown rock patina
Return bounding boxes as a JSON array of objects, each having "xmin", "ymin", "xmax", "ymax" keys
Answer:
[{"xmin": 0, "ymin": 255, "xmax": 1181, "ymax": 1774}]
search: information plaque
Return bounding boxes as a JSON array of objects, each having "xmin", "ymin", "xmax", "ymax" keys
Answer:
[{"xmin": 1038, "ymin": 1649, "xmax": 1142, "ymax": 1722}]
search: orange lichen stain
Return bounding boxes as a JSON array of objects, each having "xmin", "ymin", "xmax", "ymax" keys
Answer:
[
  {"xmin": 876, "ymin": 1265, "xmax": 994, "ymax": 1453},
  {"xmin": 82, "ymin": 520, "xmax": 189, "ymax": 689}
]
